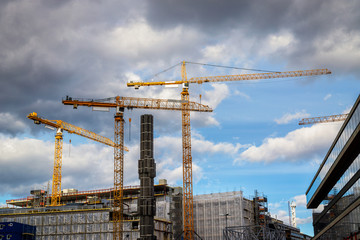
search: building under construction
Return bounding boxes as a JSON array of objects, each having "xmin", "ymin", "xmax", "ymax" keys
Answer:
[
  {"xmin": 193, "ymin": 191, "xmax": 253, "ymax": 239},
  {"xmin": 193, "ymin": 191, "xmax": 310, "ymax": 240},
  {"xmin": 1, "ymin": 187, "xmax": 314, "ymax": 240},
  {"xmin": 0, "ymin": 180, "xmax": 181, "ymax": 240}
]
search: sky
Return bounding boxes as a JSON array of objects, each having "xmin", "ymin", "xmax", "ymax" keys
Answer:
[{"xmin": 0, "ymin": 0, "xmax": 360, "ymax": 236}]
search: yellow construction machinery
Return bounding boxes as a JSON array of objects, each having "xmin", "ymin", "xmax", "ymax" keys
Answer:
[
  {"xmin": 127, "ymin": 60, "xmax": 331, "ymax": 240},
  {"xmin": 299, "ymin": 113, "xmax": 348, "ymax": 125},
  {"xmin": 62, "ymin": 95, "xmax": 213, "ymax": 240},
  {"xmin": 27, "ymin": 112, "xmax": 129, "ymax": 206}
]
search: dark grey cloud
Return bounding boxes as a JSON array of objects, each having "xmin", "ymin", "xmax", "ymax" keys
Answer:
[
  {"xmin": 144, "ymin": 0, "xmax": 360, "ymax": 74},
  {"xmin": 144, "ymin": 0, "xmax": 360, "ymax": 38},
  {"xmin": 1, "ymin": 0, "xmax": 359, "ymax": 138},
  {"xmin": 0, "ymin": 0, "xmax": 139, "ymax": 136}
]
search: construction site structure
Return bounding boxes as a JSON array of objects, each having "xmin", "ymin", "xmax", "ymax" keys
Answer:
[
  {"xmin": 192, "ymin": 191, "xmax": 310, "ymax": 240},
  {"xmin": 193, "ymin": 191, "xmax": 252, "ymax": 239},
  {"xmin": 2, "ymin": 181, "xmax": 180, "ymax": 240},
  {"xmin": 2, "ymin": 187, "xmax": 312, "ymax": 240},
  {"xmin": 27, "ymin": 112, "xmax": 129, "ymax": 207},
  {"xmin": 290, "ymin": 201, "xmax": 297, "ymax": 228},
  {"xmin": 299, "ymin": 113, "xmax": 348, "ymax": 125},
  {"xmin": 30, "ymin": 190, "xmax": 48, "ymax": 208},
  {"xmin": 253, "ymin": 191, "xmax": 269, "ymax": 227},
  {"xmin": 138, "ymin": 114, "xmax": 156, "ymax": 239},
  {"xmin": 127, "ymin": 60, "xmax": 331, "ymax": 240},
  {"xmin": 62, "ymin": 95, "xmax": 212, "ymax": 240}
]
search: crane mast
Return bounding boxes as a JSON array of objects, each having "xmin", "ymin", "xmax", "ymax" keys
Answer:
[
  {"xmin": 181, "ymin": 63, "xmax": 195, "ymax": 239},
  {"xmin": 27, "ymin": 112, "xmax": 126, "ymax": 206},
  {"xmin": 53, "ymin": 129, "xmax": 63, "ymax": 206},
  {"xmin": 62, "ymin": 95, "xmax": 212, "ymax": 240},
  {"xmin": 127, "ymin": 61, "xmax": 331, "ymax": 240},
  {"xmin": 113, "ymin": 111, "xmax": 124, "ymax": 240}
]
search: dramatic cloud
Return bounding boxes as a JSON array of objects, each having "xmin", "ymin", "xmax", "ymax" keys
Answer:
[
  {"xmin": 0, "ymin": 133, "xmax": 142, "ymax": 197},
  {"xmin": 0, "ymin": 5, "xmax": 359, "ymax": 236},
  {"xmin": 237, "ymin": 123, "xmax": 342, "ymax": 163},
  {"xmin": 0, "ymin": 134, "xmax": 53, "ymax": 196},
  {"xmin": 275, "ymin": 110, "xmax": 310, "ymax": 125},
  {"xmin": 0, "ymin": 0, "xmax": 359, "ymax": 138},
  {"xmin": 0, "ymin": 112, "xmax": 28, "ymax": 135},
  {"xmin": 1, "ymin": 131, "xmax": 243, "ymax": 198}
]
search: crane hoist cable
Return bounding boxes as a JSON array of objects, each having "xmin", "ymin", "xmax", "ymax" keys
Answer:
[
  {"xmin": 127, "ymin": 60, "xmax": 331, "ymax": 240},
  {"xmin": 61, "ymin": 95, "xmax": 213, "ymax": 240}
]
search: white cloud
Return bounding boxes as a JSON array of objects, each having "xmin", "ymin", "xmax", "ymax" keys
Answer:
[
  {"xmin": 155, "ymin": 134, "xmax": 248, "ymax": 161},
  {"xmin": 272, "ymin": 209, "xmax": 290, "ymax": 225},
  {"xmin": 296, "ymin": 216, "xmax": 312, "ymax": 225},
  {"xmin": 0, "ymin": 134, "xmax": 53, "ymax": 196},
  {"xmin": 0, "ymin": 134, "xmax": 141, "ymax": 197},
  {"xmin": 270, "ymin": 209, "xmax": 312, "ymax": 226},
  {"xmin": 312, "ymin": 28, "xmax": 360, "ymax": 74},
  {"xmin": 201, "ymin": 83, "xmax": 230, "ymax": 108},
  {"xmin": 0, "ymin": 112, "xmax": 28, "ymax": 135},
  {"xmin": 237, "ymin": 122, "xmax": 342, "ymax": 163},
  {"xmin": 1, "ymin": 128, "xmax": 246, "ymax": 198},
  {"xmin": 157, "ymin": 164, "xmax": 203, "ymax": 185},
  {"xmin": 324, "ymin": 94, "xmax": 332, "ymax": 101},
  {"xmin": 275, "ymin": 110, "xmax": 310, "ymax": 124},
  {"xmin": 201, "ymin": 44, "xmax": 226, "ymax": 63},
  {"xmin": 192, "ymin": 138, "xmax": 248, "ymax": 156},
  {"xmin": 259, "ymin": 31, "xmax": 296, "ymax": 56},
  {"xmin": 292, "ymin": 194, "xmax": 307, "ymax": 207},
  {"xmin": 102, "ymin": 19, "xmax": 202, "ymax": 60},
  {"xmin": 233, "ymin": 90, "xmax": 251, "ymax": 100}
]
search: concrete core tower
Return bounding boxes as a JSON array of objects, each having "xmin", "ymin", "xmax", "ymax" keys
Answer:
[{"xmin": 138, "ymin": 114, "xmax": 157, "ymax": 240}]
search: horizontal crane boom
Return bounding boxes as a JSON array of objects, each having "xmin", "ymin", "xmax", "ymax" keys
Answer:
[
  {"xmin": 299, "ymin": 113, "xmax": 349, "ymax": 125},
  {"xmin": 62, "ymin": 96, "xmax": 213, "ymax": 112},
  {"xmin": 127, "ymin": 68, "xmax": 331, "ymax": 88},
  {"xmin": 27, "ymin": 112, "xmax": 129, "ymax": 151}
]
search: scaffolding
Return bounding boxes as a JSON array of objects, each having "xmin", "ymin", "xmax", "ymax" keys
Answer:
[
  {"xmin": 1, "ymin": 183, "xmax": 178, "ymax": 240},
  {"xmin": 193, "ymin": 191, "xmax": 253, "ymax": 240},
  {"xmin": 223, "ymin": 225, "xmax": 286, "ymax": 240}
]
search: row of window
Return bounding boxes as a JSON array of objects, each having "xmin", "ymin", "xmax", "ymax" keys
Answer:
[
  {"xmin": 307, "ymin": 101, "xmax": 360, "ymax": 203},
  {"xmin": 314, "ymin": 154, "xmax": 359, "ymax": 226},
  {"xmin": 317, "ymin": 203, "xmax": 360, "ymax": 239}
]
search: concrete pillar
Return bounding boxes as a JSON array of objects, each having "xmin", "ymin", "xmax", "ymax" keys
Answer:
[{"xmin": 138, "ymin": 114, "xmax": 157, "ymax": 240}]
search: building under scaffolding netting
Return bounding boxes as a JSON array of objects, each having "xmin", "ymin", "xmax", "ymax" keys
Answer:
[
  {"xmin": 193, "ymin": 191, "xmax": 311, "ymax": 240},
  {"xmin": 193, "ymin": 191, "xmax": 253, "ymax": 240}
]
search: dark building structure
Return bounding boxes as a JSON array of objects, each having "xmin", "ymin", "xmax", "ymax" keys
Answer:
[
  {"xmin": 306, "ymin": 95, "xmax": 360, "ymax": 240},
  {"xmin": 138, "ymin": 114, "xmax": 157, "ymax": 240}
]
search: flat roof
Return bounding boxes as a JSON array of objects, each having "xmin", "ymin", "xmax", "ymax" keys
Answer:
[{"xmin": 6, "ymin": 184, "xmax": 172, "ymax": 207}]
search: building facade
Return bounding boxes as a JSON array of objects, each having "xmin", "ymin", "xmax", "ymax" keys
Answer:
[
  {"xmin": 193, "ymin": 191, "xmax": 253, "ymax": 239},
  {"xmin": 0, "ymin": 181, "xmax": 180, "ymax": 240},
  {"xmin": 306, "ymin": 95, "xmax": 360, "ymax": 240}
]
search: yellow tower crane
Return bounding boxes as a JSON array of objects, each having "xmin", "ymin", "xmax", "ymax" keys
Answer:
[
  {"xmin": 299, "ymin": 113, "xmax": 349, "ymax": 125},
  {"xmin": 127, "ymin": 61, "xmax": 332, "ymax": 240},
  {"xmin": 62, "ymin": 95, "xmax": 213, "ymax": 240},
  {"xmin": 27, "ymin": 112, "xmax": 129, "ymax": 206}
]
